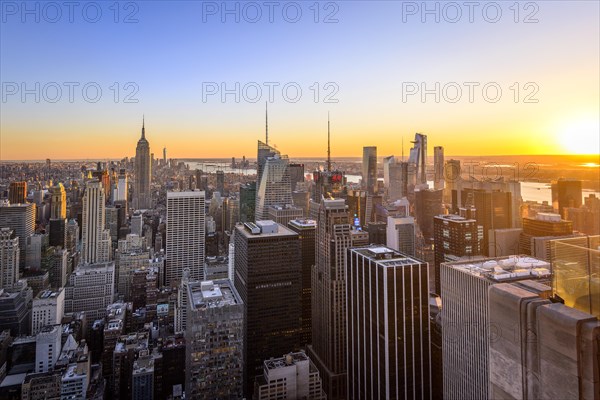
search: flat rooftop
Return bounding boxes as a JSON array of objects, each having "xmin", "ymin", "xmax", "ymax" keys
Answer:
[
  {"xmin": 189, "ymin": 280, "xmax": 241, "ymax": 310},
  {"xmin": 435, "ymin": 214, "xmax": 476, "ymax": 223},
  {"xmin": 352, "ymin": 245, "xmax": 425, "ymax": 267},
  {"xmin": 289, "ymin": 219, "xmax": 317, "ymax": 228},
  {"xmin": 237, "ymin": 221, "xmax": 297, "ymax": 238},
  {"xmin": 445, "ymin": 255, "xmax": 551, "ymax": 282},
  {"xmin": 264, "ymin": 352, "xmax": 309, "ymax": 371}
]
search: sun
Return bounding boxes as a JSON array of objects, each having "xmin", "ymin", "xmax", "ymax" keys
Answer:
[{"xmin": 558, "ymin": 118, "xmax": 600, "ymax": 155}]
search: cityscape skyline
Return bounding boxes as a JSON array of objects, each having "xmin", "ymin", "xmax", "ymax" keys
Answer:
[{"xmin": 1, "ymin": 2, "xmax": 598, "ymax": 399}]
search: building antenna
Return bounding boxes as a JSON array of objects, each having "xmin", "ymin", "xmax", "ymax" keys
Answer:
[
  {"xmin": 265, "ymin": 101, "xmax": 269, "ymax": 145},
  {"xmin": 327, "ymin": 112, "xmax": 332, "ymax": 172},
  {"xmin": 402, "ymin": 136, "xmax": 404, "ymax": 162}
]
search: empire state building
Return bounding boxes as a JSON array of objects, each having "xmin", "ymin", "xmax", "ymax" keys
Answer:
[{"xmin": 134, "ymin": 117, "xmax": 152, "ymax": 210}]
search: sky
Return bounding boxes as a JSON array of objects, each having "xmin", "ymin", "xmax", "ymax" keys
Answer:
[{"xmin": 1, "ymin": 0, "xmax": 599, "ymax": 160}]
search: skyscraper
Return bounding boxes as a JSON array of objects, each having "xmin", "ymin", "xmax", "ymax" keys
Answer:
[
  {"xmin": 346, "ymin": 246, "xmax": 431, "ymax": 399},
  {"xmin": 409, "ymin": 133, "xmax": 427, "ymax": 185},
  {"xmin": 134, "ymin": 118, "xmax": 152, "ymax": 210},
  {"xmin": 288, "ymin": 163, "xmax": 305, "ymax": 192},
  {"xmin": 362, "ymin": 146, "xmax": 377, "ymax": 194},
  {"xmin": 255, "ymin": 155, "xmax": 293, "ymax": 221},
  {"xmin": 50, "ymin": 183, "xmax": 66, "ymax": 220},
  {"xmin": 441, "ymin": 255, "xmax": 552, "ymax": 400},
  {"xmin": 433, "ymin": 145, "xmax": 444, "ymax": 190},
  {"xmin": 386, "ymin": 215, "xmax": 416, "ymax": 256},
  {"xmin": 307, "ymin": 198, "xmax": 369, "ymax": 399},
  {"xmin": 81, "ymin": 180, "xmax": 112, "ymax": 264},
  {"xmin": 0, "ymin": 228, "xmax": 19, "ymax": 290},
  {"xmin": 433, "ymin": 214, "xmax": 483, "ymax": 294},
  {"xmin": 234, "ymin": 220, "xmax": 302, "ymax": 397},
  {"xmin": 519, "ymin": 212, "xmax": 574, "ymax": 258},
  {"xmin": 216, "ymin": 170, "xmax": 225, "ymax": 194},
  {"xmin": 383, "ymin": 156, "xmax": 404, "ymax": 201},
  {"xmin": 49, "ymin": 183, "xmax": 67, "ymax": 248},
  {"xmin": 31, "ymin": 288, "xmax": 64, "ymax": 335},
  {"xmin": 166, "ymin": 190, "xmax": 206, "ymax": 286},
  {"xmin": 64, "ymin": 261, "xmax": 115, "ymax": 327},
  {"xmin": 239, "ymin": 182, "xmax": 256, "ymax": 223},
  {"xmin": 257, "ymin": 140, "xmax": 280, "ymax": 185},
  {"xmin": 456, "ymin": 188, "xmax": 513, "ymax": 255},
  {"xmin": 551, "ymin": 178, "xmax": 582, "ymax": 218},
  {"xmin": 288, "ymin": 218, "xmax": 317, "ymax": 347},
  {"xmin": 415, "ymin": 188, "xmax": 443, "ymax": 242},
  {"xmin": 8, "ymin": 181, "xmax": 27, "ymax": 204},
  {"xmin": 115, "ymin": 169, "xmax": 128, "ymax": 202},
  {"xmin": 185, "ymin": 279, "xmax": 244, "ymax": 399},
  {"xmin": 268, "ymin": 204, "xmax": 303, "ymax": 226},
  {"xmin": 0, "ymin": 201, "xmax": 35, "ymax": 267}
]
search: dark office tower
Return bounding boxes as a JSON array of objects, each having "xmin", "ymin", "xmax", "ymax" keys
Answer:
[
  {"xmin": 347, "ymin": 189, "xmax": 381, "ymax": 227},
  {"xmin": 216, "ymin": 170, "xmax": 225, "ymax": 194},
  {"xmin": 289, "ymin": 163, "xmax": 305, "ymax": 191},
  {"xmin": 0, "ymin": 281, "xmax": 32, "ymax": 336},
  {"xmin": 366, "ymin": 221, "xmax": 387, "ymax": 245},
  {"xmin": 155, "ymin": 337, "xmax": 182, "ymax": 398},
  {"xmin": 433, "ymin": 146, "xmax": 444, "ymax": 190},
  {"xmin": 134, "ymin": 117, "xmax": 152, "ymax": 210},
  {"xmin": 347, "ymin": 246, "xmax": 431, "ymax": 400},
  {"xmin": 362, "ymin": 146, "xmax": 378, "ymax": 194},
  {"xmin": 457, "ymin": 188, "xmax": 513, "ymax": 255},
  {"xmin": 48, "ymin": 184, "xmax": 67, "ymax": 248},
  {"xmin": 292, "ymin": 190, "xmax": 311, "ymax": 217},
  {"xmin": 307, "ymin": 198, "xmax": 369, "ymax": 400},
  {"xmin": 185, "ymin": 279, "xmax": 244, "ymax": 399},
  {"xmin": 188, "ymin": 174, "xmax": 196, "ymax": 190},
  {"xmin": 488, "ymin": 282, "xmax": 600, "ymax": 399},
  {"xmin": 551, "ymin": 178, "xmax": 582, "ymax": 218},
  {"xmin": 233, "ymin": 220, "xmax": 302, "ymax": 396},
  {"xmin": 257, "ymin": 140, "xmax": 280, "ymax": 185},
  {"xmin": 240, "ymin": 182, "xmax": 256, "ymax": 222},
  {"xmin": 414, "ymin": 188, "xmax": 443, "ymax": 242},
  {"xmin": 194, "ymin": 169, "xmax": 204, "ymax": 190},
  {"xmin": 163, "ymin": 147, "xmax": 167, "ymax": 163},
  {"xmin": 49, "ymin": 183, "xmax": 66, "ymax": 219},
  {"xmin": 288, "ymin": 219, "xmax": 317, "ymax": 347},
  {"xmin": 409, "ymin": 133, "xmax": 427, "ymax": 184},
  {"xmin": 433, "ymin": 214, "xmax": 482, "ymax": 294},
  {"xmin": 9, "ymin": 182, "xmax": 27, "ymax": 204},
  {"xmin": 0, "ymin": 201, "xmax": 35, "ymax": 267},
  {"xmin": 444, "ymin": 159, "xmax": 462, "ymax": 205}
]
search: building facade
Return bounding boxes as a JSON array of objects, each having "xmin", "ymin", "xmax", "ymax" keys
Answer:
[
  {"xmin": 166, "ymin": 190, "xmax": 205, "ymax": 286},
  {"xmin": 346, "ymin": 246, "xmax": 431, "ymax": 399}
]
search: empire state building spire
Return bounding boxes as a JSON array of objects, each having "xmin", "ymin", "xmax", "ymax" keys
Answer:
[{"xmin": 134, "ymin": 116, "xmax": 151, "ymax": 210}]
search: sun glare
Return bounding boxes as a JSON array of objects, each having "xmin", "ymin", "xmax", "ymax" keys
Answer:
[{"xmin": 558, "ymin": 118, "xmax": 600, "ymax": 155}]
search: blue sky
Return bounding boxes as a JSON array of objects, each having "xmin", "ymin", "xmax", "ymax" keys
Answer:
[{"xmin": 1, "ymin": 1, "xmax": 599, "ymax": 158}]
